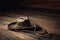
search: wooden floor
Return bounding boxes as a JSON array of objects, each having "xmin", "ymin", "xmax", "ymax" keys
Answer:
[{"xmin": 0, "ymin": 10, "xmax": 60, "ymax": 40}]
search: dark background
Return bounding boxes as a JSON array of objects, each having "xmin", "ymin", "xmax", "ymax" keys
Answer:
[{"xmin": 0, "ymin": 0, "xmax": 60, "ymax": 11}]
